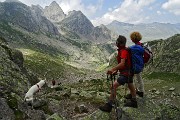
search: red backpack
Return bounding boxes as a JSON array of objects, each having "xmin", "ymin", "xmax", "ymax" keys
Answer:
[{"xmin": 142, "ymin": 43, "xmax": 153, "ymax": 64}]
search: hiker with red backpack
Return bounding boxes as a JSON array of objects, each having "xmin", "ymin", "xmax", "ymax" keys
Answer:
[
  {"xmin": 125, "ymin": 31, "xmax": 153, "ymax": 99},
  {"xmin": 99, "ymin": 35, "xmax": 140, "ymax": 113}
]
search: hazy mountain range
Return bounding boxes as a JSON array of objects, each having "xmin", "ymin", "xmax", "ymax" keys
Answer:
[{"xmin": 106, "ymin": 20, "xmax": 180, "ymax": 44}]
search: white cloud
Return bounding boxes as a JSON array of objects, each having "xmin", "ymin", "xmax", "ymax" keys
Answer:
[
  {"xmin": 149, "ymin": 6, "xmax": 153, "ymax": 10},
  {"xmin": 145, "ymin": 16, "xmax": 150, "ymax": 20},
  {"xmin": 108, "ymin": 8, "xmax": 112, "ymax": 11},
  {"xmin": 92, "ymin": 0, "xmax": 155, "ymax": 26},
  {"xmin": 49, "ymin": 0, "xmax": 104, "ymax": 18},
  {"xmin": 162, "ymin": 0, "xmax": 180, "ymax": 15},
  {"xmin": 157, "ymin": 11, "xmax": 161, "ymax": 15},
  {"xmin": 0, "ymin": 0, "xmax": 103, "ymax": 19}
]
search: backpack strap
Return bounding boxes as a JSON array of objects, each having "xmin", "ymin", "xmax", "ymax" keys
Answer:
[{"xmin": 125, "ymin": 47, "xmax": 132, "ymax": 71}]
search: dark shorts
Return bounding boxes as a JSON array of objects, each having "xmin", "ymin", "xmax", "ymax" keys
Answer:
[{"xmin": 117, "ymin": 75, "xmax": 133, "ymax": 85}]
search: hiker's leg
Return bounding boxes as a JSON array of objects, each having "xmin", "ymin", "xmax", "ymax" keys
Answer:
[
  {"xmin": 128, "ymin": 83, "xmax": 136, "ymax": 98},
  {"xmin": 99, "ymin": 80, "xmax": 120, "ymax": 112},
  {"xmin": 109, "ymin": 75, "xmax": 126, "ymax": 102},
  {"xmin": 124, "ymin": 83, "xmax": 138, "ymax": 108},
  {"xmin": 135, "ymin": 73, "xmax": 144, "ymax": 93},
  {"xmin": 109, "ymin": 81, "xmax": 120, "ymax": 101},
  {"xmin": 123, "ymin": 76, "xmax": 138, "ymax": 108}
]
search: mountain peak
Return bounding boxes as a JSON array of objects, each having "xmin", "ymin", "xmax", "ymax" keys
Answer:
[
  {"xmin": 43, "ymin": 1, "xmax": 65, "ymax": 22},
  {"xmin": 49, "ymin": 1, "xmax": 59, "ymax": 7},
  {"xmin": 45, "ymin": 1, "xmax": 61, "ymax": 10}
]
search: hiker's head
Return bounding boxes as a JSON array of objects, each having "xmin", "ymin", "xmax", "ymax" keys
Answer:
[
  {"xmin": 116, "ymin": 35, "xmax": 126, "ymax": 47},
  {"xmin": 130, "ymin": 31, "xmax": 142, "ymax": 43}
]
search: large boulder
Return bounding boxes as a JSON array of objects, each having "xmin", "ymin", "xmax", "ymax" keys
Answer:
[{"xmin": 0, "ymin": 98, "xmax": 15, "ymax": 120}]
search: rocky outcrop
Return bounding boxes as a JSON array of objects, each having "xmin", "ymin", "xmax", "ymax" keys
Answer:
[
  {"xmin": 0, "ymin": 37, "xmax": 43, "ymax": 119},
  {"xmin": 46, "ymin": 113, "xmax": 66, "ymax": 120},
  {"xmin": 58, "ymin": 10, "xmax": 94, "ymax": 40},
  {"xmin": 43, "ymin": 1, "xmax": 66, "ymax": 23},
  {"xmin": 0, "ymin": 98, "xmax": 15, "ymax": 120},
  {"xmin": 144, "ymin": 34, "xmax": 180, "ymax": 74},
  {"xmin": 57, "ymin": 10, "xmax": 114, "ymax": 43},
  {"xmin": 92, "ymin": 24, "xmax": 116, "ymax": 43},
  {"xmin": 0, "ymin": 1, "xmax": 59, "ymax": 36},
  {"xmin": 0, "ymin": 38, "xmax": 28, "ymax": 96}
]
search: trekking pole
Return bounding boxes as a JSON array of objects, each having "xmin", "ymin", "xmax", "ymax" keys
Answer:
[{"xmin": 111, "ymin": 73, "xmax": 122, "ymax": 120}]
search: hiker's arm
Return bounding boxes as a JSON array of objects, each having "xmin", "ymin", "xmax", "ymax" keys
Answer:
[
  {"xmin": 112, "ymin": 58, "xmax": 125, "ymax": 71},
  {"xmin": 107, "ymin": 58, "xmax": 125, "ymax": 74}
]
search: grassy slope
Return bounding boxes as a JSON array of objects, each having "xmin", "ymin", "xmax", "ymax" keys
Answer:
[{"xmin": 19, "ymin": 49, "xmax": 86, "ymax": 82}]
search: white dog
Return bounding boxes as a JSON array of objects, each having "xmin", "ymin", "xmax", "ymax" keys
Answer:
[{"xmin": 24, "ymin": 80, "xmax": 46, "ymax": 102}]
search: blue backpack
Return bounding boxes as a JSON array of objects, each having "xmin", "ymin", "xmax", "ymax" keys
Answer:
[{"xmin": 128, "ymin": 45, "xmax": 144, "ymax": 74}]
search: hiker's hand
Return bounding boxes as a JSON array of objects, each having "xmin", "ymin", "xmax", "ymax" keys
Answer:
[
  {"xmin": 107, "ymin": 69, "xmax": 113, "ymax": 74},
  {"xmin": 112, "ymin": 70, "xmax": 117, "ymax": 75},
  {"xmin": 107, "ymin": 69, "xmax": 117, "ymax": 75}
]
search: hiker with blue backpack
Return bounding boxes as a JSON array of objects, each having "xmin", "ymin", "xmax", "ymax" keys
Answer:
[
  {"xmin": 99, "ymin": 35, "xmax": 144, "ymax": 113},
  {"xmin": 125, "ymin": 31, "xmax": 153, "ymax": 99},
  {"xmin": 125, "ymin": 32, "xmax": 145, "ymax": 99}
]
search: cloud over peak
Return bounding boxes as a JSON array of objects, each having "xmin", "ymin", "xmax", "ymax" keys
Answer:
[
  {"xmin": 162, "ymin": 0, "xmax": 180, "ymax": 15},
  {"xmin": 92, "ymin": 0, "xmax": 155, "ymax": 26}
]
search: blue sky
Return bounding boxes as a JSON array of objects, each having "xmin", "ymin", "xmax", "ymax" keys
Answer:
[{"xmin": 1, "ymin": 0, "xmax": 180, "ymax": 26}]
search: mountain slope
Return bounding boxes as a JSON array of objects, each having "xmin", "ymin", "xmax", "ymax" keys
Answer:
[
  {"xmin": 57, "ymin": 10, "xmax": 114, "ymax": 43},
  {"xmin": 0, "ymin": 1, "xmax": 59, "ymax": 35},
  {"xmin": 57, "ymin": 10, "xmax": 94, "ymax": 40},
  {"xmin": 144, "ymin": 34, "xmax": 180, "ymax": 74},
  {"xmin": 0, "ymin": 1, "xmax": 115, "ymax": 70},
  {"xmin": 0, "ymin": 36, "xmax": 42, "ymax": 120}
]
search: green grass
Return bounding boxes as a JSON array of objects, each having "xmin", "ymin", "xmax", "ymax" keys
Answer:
[
  {"xmin": 21, "ymin": 49, "xmax": 85, "ymax": 80},
  {"xmin": 95, "ymin": 63, "xmax": 108, "ymax": 71},
  {"xmin": 144, "ymin": 72, "xmax": 180, "ymax": 82}
]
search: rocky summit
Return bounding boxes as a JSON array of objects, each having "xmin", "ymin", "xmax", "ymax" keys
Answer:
[{"xmin": 43, "ymin": 1, "xmax": 66, "ymax": 23}]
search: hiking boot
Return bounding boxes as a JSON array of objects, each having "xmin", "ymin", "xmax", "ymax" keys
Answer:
[
  {"xmin": 124, "ymin": 99, "xmax": 138, "ymax": 108},
  {"xmin": 99, "ymin": 103, "xmax": 112, "ymax": 113},
  {"xmin": 136, "ymin": 91, "xmax": 144, "ymax": 97},
  {"xmin": 124, "ymin": 94, "xmax": 132, "ymax": 99},
  {"xmin": 125, "ymin": 91, "xmax": 144, "ymax": 99}
]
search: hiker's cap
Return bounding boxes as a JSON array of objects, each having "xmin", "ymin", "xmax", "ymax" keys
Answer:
[
  {"xmin": 130, "ymin": 31, "xmax": 142, "ymax": 43},
  {"xmin": 116, "ymin": 35, "xmax": 126, "ymax": 46}
]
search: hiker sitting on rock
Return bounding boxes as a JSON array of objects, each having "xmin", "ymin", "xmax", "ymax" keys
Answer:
[{"xmin": 99, "ymin": 35, "xmax": 138, "ymax": 113}]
